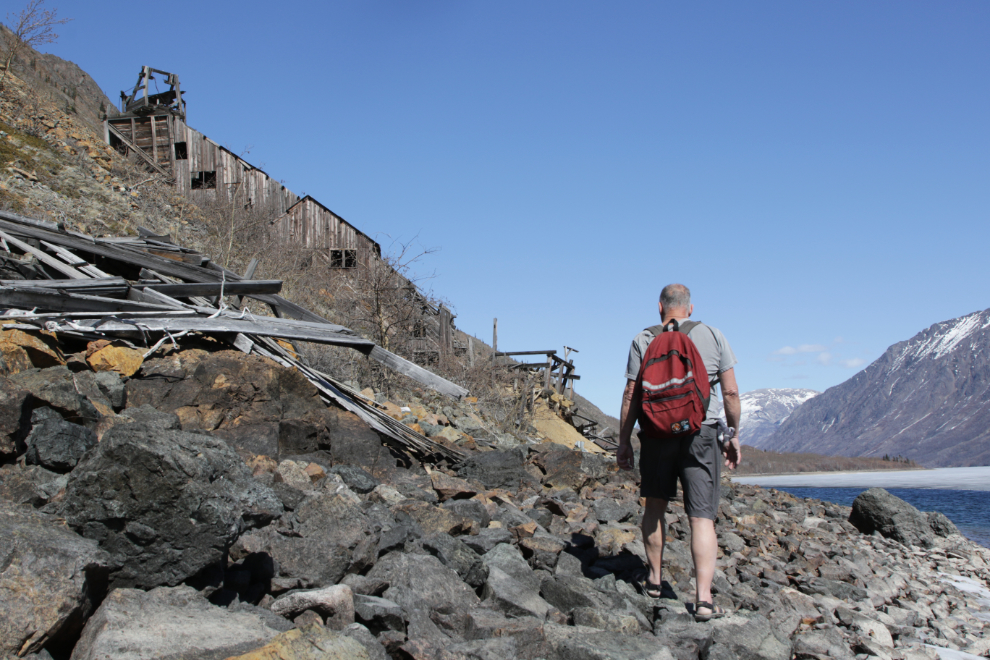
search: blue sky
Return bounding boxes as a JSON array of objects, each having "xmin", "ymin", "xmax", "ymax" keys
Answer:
[{"xmin": 37, "ymin": 1, "xmax": 990, "ymax": 418}]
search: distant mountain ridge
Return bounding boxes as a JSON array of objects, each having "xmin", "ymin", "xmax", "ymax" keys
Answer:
[
  {"xmin": 763, "ymin": 308, "xmax": 990, "ymax": 467},
  {"xmin": 739, "ymin": 388, "xmax": 819, "ymax": 449}
]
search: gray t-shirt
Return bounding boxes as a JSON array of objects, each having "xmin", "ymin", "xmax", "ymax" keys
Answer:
[{"xmin": 625, "ymin": 321, "xmax": 737, "ymax": 424}]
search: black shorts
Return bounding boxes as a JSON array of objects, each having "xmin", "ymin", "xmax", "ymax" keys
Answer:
[{"xmin": 638, "ymin": 424, "xmax": 721, "ymax": 520}]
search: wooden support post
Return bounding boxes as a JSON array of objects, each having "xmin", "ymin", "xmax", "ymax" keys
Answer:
[
  {"xmin": 468, "ymin": 336, "xmax": 475, "ymax": 367},
  {"xmin": 544, "ymin": 355, "xmax": 552, "ymax": 391},
  {"xmin": 492, "ymin": 318, "xmax": 498, "ymax": 354},
  {"xmin": 150, "ymin": 115, "xmax": 158, "ymax": 164}
]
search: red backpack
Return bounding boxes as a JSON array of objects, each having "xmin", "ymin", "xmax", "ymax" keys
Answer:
[{"xmin": 634, "ymin": 320, "xmax": 711, "ymax": 440}]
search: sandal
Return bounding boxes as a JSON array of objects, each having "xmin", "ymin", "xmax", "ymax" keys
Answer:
[
  {"xmin": 637, "ymin": 579, "xmax": 677, "ymax": 600},
  {"xmin": 694, "ymin": 601, "xmax": 727, "ymax": 622}
]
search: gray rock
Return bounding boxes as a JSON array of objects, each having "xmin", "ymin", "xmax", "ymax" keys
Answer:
[
  {"xmin": 926, "ymin": 510, "xmax": 960, "ymax": 537},
  {"xmin": 330, "ymin": 464, "xmax": 379, "ymax": 494},
  {"xmin": 94, "ymin": 370, "xmax": 125, "ymax": 409},
  {"xmin": 572, "ymin": 607, "xmax": 643, "ymax": 633},
  {"xmin": 421, "ymin": 532, "xmax": 489, "ymax": 587},
  {"xmin": 0, "ymin": 463, "xmax": 66, "ymax": 507},
  {"xmin": 9, "ymin": 366, "xmax": 100, "ymax": 427},
  {"xmin": 59, "ymin": 423, "xmax": 283, "ymax": 589},
  {"xmin": 69, "ymin": 586, "xmax": 314, "ymax": 660},
  {"xmin": 119, "ymin": 403, "xmax": 180, "ymax": 429},
  {"xmin": 849, "ymin": 488, "xmax": 935, "ymax": 548},
  {"xmin": 367, "ymin": 551, "xmax": 480, "ymax": 615},
  {"xmin": 342, "ymin": 623, "xmax": 389, "ymax": 660},
  {"xmin": 720, "ymin": 531, "xmax": 746, "ymax": 553},
  {"xmin": 462, "ymin": 526, "xmax": 513, "ymax": 554},
  {"xmin": 544, "ymin": 623, "xmax": 675, "ymax": 659},
  {"xmin": 353, "ymin": 595, "xmax": 405, "ymax": 635},
  {"xmin": 443, "ymin": 498, "xmax": 491, "ymax": 528},
  {"xmin": 0, "ymin": 376, "xmax": 33, "ymax": 458},
  {"xmin": 707, "ymin": 614, "xmax": 792, "ymax": 660},
  {"xmin": 554, "ymin": 551, "xmax": 584, "ymax": 577},
  {"xmin": 592, "ymin": 498, "xmax": 637, "ymax": 523},
  {"xmin": 454, "ymin": 448, "xmax": 537, "ymax": 490},
  {"xmin": 270, "ymin": 584, "xmax": 355, "ymax": 630},
  {"xmin": 24, "ymin": 407, "xmax": 97, "ymax": 472},
  {"xmin": 481, "ymin": 543, "xmax": 551, "ymax": 619},
  {"xmin": 540, "ymin": 575, "xmax": 608, "ymax": 613},
  {"xmin": 232, "ymin": 491, "xmax": 377, "ymax": 588},
  {"xmin": 0, "ymin": 500, "xmax": 112, "ymax": 658}
]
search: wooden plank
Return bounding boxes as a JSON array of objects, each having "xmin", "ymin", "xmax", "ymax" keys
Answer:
[
  {"xmin": 0, "ymin": 230, "xmax": 88, "ymax": 279},
  {"xmin": 0, "ymin": 288, "xmax": 185, "ymax": 313},
  {"xmin": 368, "ymin": 346, "xmax": 468, "ymax": 399},
  {"xmin": 52, "ymin": 317, "xmax": 377, "ymax": 348},
  {"xmin": 494, "ymin": 350, "xmax": 558, "ymax": 357},
  {"xmin": 139, "ymin": 280, "xmax": 283, "ymax": 297},
  {"xmin": 1, "ymin": 277, "xmax": 127, "ymax": 291},
  {"xmin": 106, "ymin": 122, "xmax": 173, "ymax": 180}
]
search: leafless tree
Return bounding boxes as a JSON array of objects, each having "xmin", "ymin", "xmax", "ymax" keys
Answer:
[{"xmin": 0, "ymin": 1, "xmax": 71, "ymax": 91}]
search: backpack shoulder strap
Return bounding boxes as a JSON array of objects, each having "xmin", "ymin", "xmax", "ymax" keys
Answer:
[
  {"xmin": 678, "ymin": 320, "xmax": 701, "ymax": 335},
  {"xmin": 645, "ymin": 324, "xmax": 664, "ymax": 336}
]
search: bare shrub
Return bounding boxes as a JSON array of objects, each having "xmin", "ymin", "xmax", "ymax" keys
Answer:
[{"xmin": 1, "ymin": 1, "xmax": 71, "ymax": 91}]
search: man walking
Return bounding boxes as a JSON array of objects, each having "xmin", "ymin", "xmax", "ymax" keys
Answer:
[{"xmin": 617, "ymin": 283, "xmax": 741, "ymax": 621}]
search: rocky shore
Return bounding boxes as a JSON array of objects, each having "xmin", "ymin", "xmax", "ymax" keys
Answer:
[{"xmin": 2, "ymin": 343, "xmax": 990, "ymax": 660}]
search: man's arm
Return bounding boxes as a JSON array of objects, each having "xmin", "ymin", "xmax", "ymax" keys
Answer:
[
  {"xmin": 616, "ymin": 379, "xmax": 638, "ymax": 470},
  {"xmin": 719, "ymin": 368, "xmax": 741, "ymax": 469}
]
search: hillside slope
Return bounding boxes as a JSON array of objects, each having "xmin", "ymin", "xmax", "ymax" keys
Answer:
[{"xmin": 764, "ymin": 308, "xmax": 990, "ymax": 467}]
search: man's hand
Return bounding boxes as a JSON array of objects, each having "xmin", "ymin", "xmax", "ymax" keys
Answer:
[
  {"xmin": 722, "ymin": 437, "xmax": 741, "ymax": 470},
  {"xmin": 617, "ymin": 379, "xmax": 639, "ymax": 471},
  {"xmin": 617, "ymin": 439, "xmax": 634, "ymax": 471}
]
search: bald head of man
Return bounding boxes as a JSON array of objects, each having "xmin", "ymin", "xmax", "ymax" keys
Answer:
[{"xmin": 659, "ymin": 283, "xmax": 693, "ymax": 322}]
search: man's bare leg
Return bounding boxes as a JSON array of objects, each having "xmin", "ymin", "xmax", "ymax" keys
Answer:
[
  {"xmin": 689, "ymin": 516, "xmax": 718, "ymax": 610},
  {"xmin": 641, "ymin": 497, "xmax": 668, "ymax": 586}
]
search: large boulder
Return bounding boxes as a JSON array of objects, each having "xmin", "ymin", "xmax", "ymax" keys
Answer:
[
  {"xmin": 232, "ymin": 490, "xmax": 376, "ymax": 588},
  {"xmin": 9, "ymin": 366, "xmax": 108, "ymax": 426},
  {"xmin": 481, "ymin": 543, "xmax": 552, "ymax": 619},
  {"xmin": 59, "ymin": 423, "xmax": 283, "ymax": 589},
  {"xmin": 707, "ymin": 614, "xmax": 793, "ymax": 660},
  {"xmin": 534, "ymin": 445, "xmax": 611, "ymax": 490},
  {"xmin": 848, "ymin": 488, "xmax": 935, "ymax": 548},
  {"xmin": 0, "ymin": 500, "xmax": 112, "ymax": 658},
  {"xmin": 126, "ymin": 349, "xmax": 396, "ymax": 474},
  {"xmin": 71, "ymin": 585, "xmax": 291, "ymax": 660},
  {"xmin": 454, "ymin": 448, "xmax": 538, "ymax": 490},
  {"xmin": 366, "ymin": 551, "xmax": 480, "ymax": 615}
]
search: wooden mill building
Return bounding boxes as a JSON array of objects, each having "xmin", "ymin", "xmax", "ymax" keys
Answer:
[{"xmin": 104, "ymin": 66, "xmax": 458, "ymax": 355}]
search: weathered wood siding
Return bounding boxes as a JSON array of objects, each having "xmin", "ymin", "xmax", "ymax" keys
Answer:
[
  {"xmin": 110, "ymin": 113, "xmax": 298, "ymax": 219},
  {"xmin": 274, "ymin": 196, "xmax": 381, "ymax": 266}
]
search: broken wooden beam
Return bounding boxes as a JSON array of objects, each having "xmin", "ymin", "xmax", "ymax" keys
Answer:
[{"xmin": 137, "ymin": 279, "xmax": 283, "ymax": 297}]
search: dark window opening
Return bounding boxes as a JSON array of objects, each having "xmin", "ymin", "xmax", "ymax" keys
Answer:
[
  {"xmin": 191, "ymin": 171, "xmax": 216, "ymax": 189},
  {"xmin": 173, "ymin": 141, "xmax": 188, "ymax": 159},
  {"xmin": 412, "ymin": 320, "xmax": 428, "ymax": 338},
  {"xmin": 330, "ymin": 249, "xmax": 357, "ymax": 268}
]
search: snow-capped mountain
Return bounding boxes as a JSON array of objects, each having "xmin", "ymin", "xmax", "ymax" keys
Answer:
[
  {"xmin": 762, "ymin": 308, "xmax": 990, "ymax": 467},
  {"xmin": 739, "ymin": 388, "xmax": 819, "ymax": 449}
]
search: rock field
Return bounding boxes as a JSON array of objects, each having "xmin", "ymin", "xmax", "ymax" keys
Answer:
[{"xmin": 1, "ymin": 336, "xmax": 990, "ymax": 660}]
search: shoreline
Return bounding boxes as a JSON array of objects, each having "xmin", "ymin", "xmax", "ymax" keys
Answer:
[
  {"xmin": 735, "ymin": 467, "xmax": 930, "ymax": 478},
  {"xmin": 732, "ymin": 465, "xmax": 990, "ymax": 491}
]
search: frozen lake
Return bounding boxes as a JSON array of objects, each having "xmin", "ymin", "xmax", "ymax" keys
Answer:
[{"xmin": 732, "ymin": 465, "xmax": 990, "ymax": 491}]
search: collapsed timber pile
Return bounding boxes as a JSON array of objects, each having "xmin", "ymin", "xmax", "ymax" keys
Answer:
[{"xmin": 0, "ymin": 208, "xmax": 465, "ymax": 462}]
